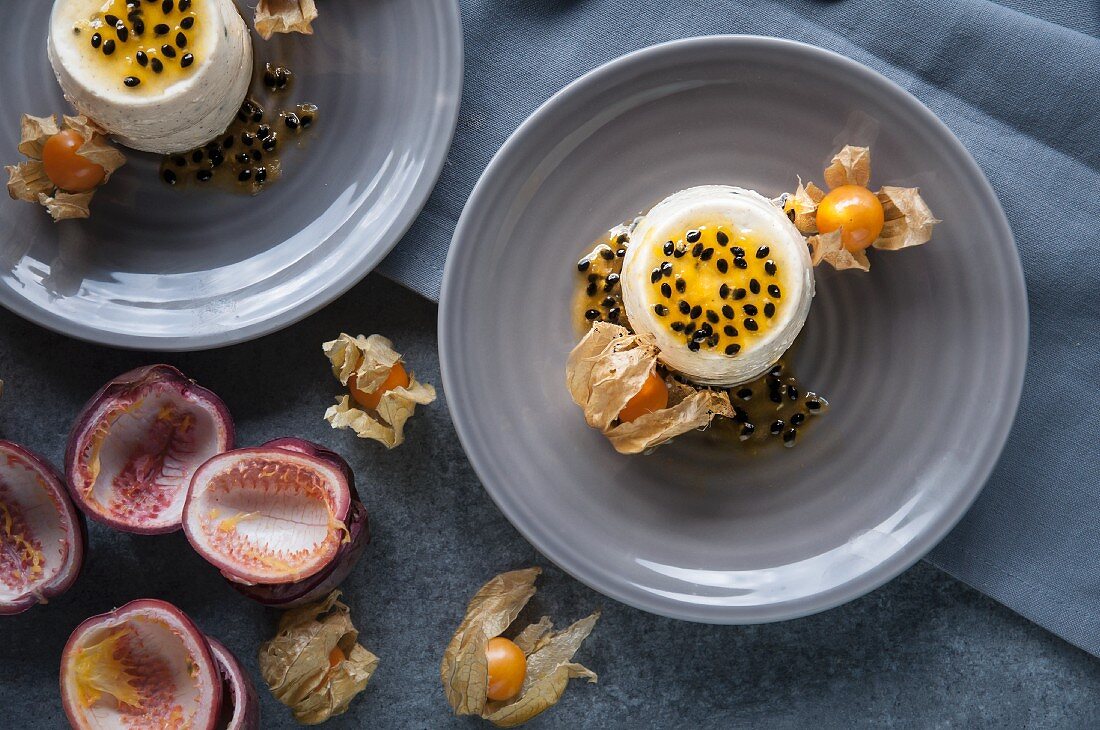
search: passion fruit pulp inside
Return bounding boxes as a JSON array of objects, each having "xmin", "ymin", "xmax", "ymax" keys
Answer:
[
  {"xmin": 74, "ymin": 0, "xmax": 204, "ymax": 93},
  {"xmin": 197, "ymin": 458, "xmax": 341, "ymax": 581},
  {"xmin": 0, "ymin": 491, "xmax": 46, "ymax": 592},
  {"xmin": 69, "ymin": 618, "xmax": 210, "ymax": 726},
  {"xmin": 648, "ymin": 224, "xmax": 783, "ymax": 357},
  {"xmin": 74, "ymin": 629, "xmax": 145, "ymax": 710},
  {"xmin": 80, "ymin": 395, "xmax": 215, "ymax": 527}
]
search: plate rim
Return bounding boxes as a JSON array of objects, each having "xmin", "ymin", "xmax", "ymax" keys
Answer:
[
  {"xmin": 439, "ymin": 34, "xmax": 1029, "ymax": 624},
  {"xmin": 0, "ymin": 0, "xmax": 464, "ymax": 351}
]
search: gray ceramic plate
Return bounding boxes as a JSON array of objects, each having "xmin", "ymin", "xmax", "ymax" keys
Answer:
[
  {"xmin": 0, "ymin": 0, "xmax": 461, "ymax": 350},
  {"xmin": 440, "ymin": 37, "xmax": 1027, "ymax": 623}
]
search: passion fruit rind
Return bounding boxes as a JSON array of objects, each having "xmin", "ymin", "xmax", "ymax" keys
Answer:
[
  {"xmin": 0, "ymin": 441, "xmax": 86, "ymax": 616},
  {"xmin": 206, "ymin": 636, "xmax": 261, "ymax": 730},
  {"xmin": 65, "ymin": 364, "xmax": 235, "ymax": 535},
  {"xmin": 60, "ymin": 599, "xmax": 223, "ymax": 730},
  {"xmin": 182, "ymin": 441, "xmax": 356, "ymax": 586}
]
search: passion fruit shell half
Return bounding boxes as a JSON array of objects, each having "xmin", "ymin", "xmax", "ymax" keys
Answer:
[
  {"xmin": 65, "ymin": 365, "xmax": 234, "ymax": 534},
  {"xmin": 206, "ymin": 636, "xmax": 260, "ymax": 730},
  {"xmin": 60, "ymin": 599, "xmax": 222, "ymax": 730},
  {"xmin": 0, "ymin": 441, "xmax": 85, "ymax": 615},
  {"xmin": 182, "ymin": 442, "xmax": 353, "ymax": 585}
]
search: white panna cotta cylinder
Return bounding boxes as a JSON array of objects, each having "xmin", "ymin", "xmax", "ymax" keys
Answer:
[
  {"xmin": 48, "ymin": 0, "xmax": 253, "ymax": 154},
  {"xmin": 621, "ymin": 186, "xmax": 815, "ymax": 387}
]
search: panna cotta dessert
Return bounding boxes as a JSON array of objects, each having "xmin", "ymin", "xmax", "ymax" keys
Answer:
[
  {"xmin": 567, "ymin": 146, "xmax": 937, "ymax": 454},
  {"xmin": 620, "ymin": 186, "xmax": 814, "ymax": 387},
  {"xmin": 48, "ymin": 0, "xmax": 253, "ymax": 153}
]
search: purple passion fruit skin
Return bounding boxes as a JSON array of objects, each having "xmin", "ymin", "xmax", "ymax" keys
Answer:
[
  {"xmin": 60, "ymin": 599, "xmax": 222, "ymax": 730},
  {"xmin": 0, "ymin": 441, "xmax": 85, "ymax": 616},
  {"xmin": 228, "ymin": 439, "xmax": 369, "ymax": 607},
  {"xmin": 182, "ymin": 444, "xmax": 353, "ymax": 586},
  {"xmin": 206, "ymin": 636, "xmax": 261, "ymax": 730},
  {"xmin": 65, "ymin": 365, "xmax": 234, "ymax": 535}
]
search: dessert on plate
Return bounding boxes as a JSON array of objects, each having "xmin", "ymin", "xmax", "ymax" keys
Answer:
[
  {"xmin": 7, "ymin": 0, "xmax": 324, "ymax": 218},
  {"xmin": 48, "ymin": 0, "xmax": 253, "ymax": 153},
  {"xmin": 568, "ymin": 145, "xmax": 938, "ymax": 454}
]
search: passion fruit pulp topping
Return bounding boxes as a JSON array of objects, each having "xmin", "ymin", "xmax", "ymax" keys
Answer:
[
  {"xmin": 575, "ymin": 225, "xmax": 628, "ymax": 331},
  {"xmin": 648, "ymin": 224, "xmax": 783, "ymax": 357},
  {"xmin": 75, "ymin": 0, "xmax": 204, "ymax": 93}
]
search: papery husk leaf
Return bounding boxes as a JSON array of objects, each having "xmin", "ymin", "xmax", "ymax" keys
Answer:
[
  {"xmin": 605, "ymin": 386, "xmax": 733, "ymax": 455},
  {"xmin": 65, "ymin": 115, "xmax": 126, "ymax": 181},
  {"xmin": 324, "ymin": 333, "xmax": 400, "ymax": 393},
  {"xmin": 485, "ymin": 664, "xmax": 598, "ymax": 728},
  {"xmin": 823, "ymin": 145, "xmax": 871, "ymax": 189},
  {"xmin": 17, "ymin": 114, "xmax": 59, "ymax": 159},
  {"xmin": 511, "ymin": 616, "xmax": 553, "ymax": 655},
  {"xmin": 256, "ymin": 0, "xmax": 318, "ymax": 40},
  {"xmin": 322, "ymin": 333, "xmax": 437, "ymax": 448},
  {"xmin": 38, "ymin": 191, "xmax": 94, "ymax": 221},
  {"xmin": 6, "ymin": 161, "xmax": 54, "ymax": 203},
  {"xmin": 259, "ymin": 590, "xmax": 378, "ymax": 725},
  {"xmin": 872, "ymin": 186, "xmax": 940, "ymax": 250},
  {"xmin": 808, "ymin": 230, "xmax": 870, "ymax": 272},
  {"xmin": 566, "ymin": 322, "xmax": 661, "ymax": 431},
  {"xmin": 442, "ymin": 568, "xmax": 541, "ymax": 716},
  {"xmin": 782, "ymin": 177, "xmax": 824, "ymax": 235},
  {"xmin": 484, "ymin": 612, "xmax": 600, "ymax": 728},
  {"xmin": 566, "ymin": 323, "xmax": 733, "ymax": 454},
  {"xmin": 324, "ymin": 381, "xmax": 436, "ymax": 448}
]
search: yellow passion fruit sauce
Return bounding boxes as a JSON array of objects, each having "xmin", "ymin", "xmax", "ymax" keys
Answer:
[{"xmin": 73, "ymin": 0, "xmax": 203, "ymax": 91}]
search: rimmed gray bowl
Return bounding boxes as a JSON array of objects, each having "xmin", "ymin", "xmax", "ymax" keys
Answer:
[
  {"xmin": 0, "ymin": 0, "xmax": 462, "ymax": 350},
  {"xmin": 440, "ymin": 36, "xmax": 1027, "ymax": 623}
]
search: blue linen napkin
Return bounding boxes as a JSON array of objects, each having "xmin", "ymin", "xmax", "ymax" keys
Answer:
[{"xmin": 381, "ymin": 0, "xmax": 1100, "ymax": 654}]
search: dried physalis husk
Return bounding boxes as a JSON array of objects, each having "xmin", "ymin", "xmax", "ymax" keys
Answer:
[
  {"xmin": 781, "ymin": 177, "xmax": 826, "ymax": 235},
  {"xmin": 441, "ymin": 568, "xmax": 600, "ymax": 728},
  {"xmin": 256, "ymin": 0, "xmax": 318, "ymax": 39},
  {"xmin": 786, "ymin": 145, "xmax": 938, "ymax": 271},
  {"xmin": 807, "ymin": 229, "xmax": 870, "ymax": 271},
  {"xmin": 322, "ymin": 333, "xmax": 436, "ymax": 448},
  {"xmin": 259, "ymin": 590, "xmax": 379, "ymax": 725},
  {"xmin": 5, "ymin": 114, "xmax": 125, "ymax": 222},
  {"xmin": 566, "ymin": 322, "xmax": 733, "ymax": 454},
  {"xmin": 873, "ymin": 185, "xmax": 940, "ymax": 251},
  {"xmin": 823, "ymin": 144, "xmax": 871, "ymax": 189}
]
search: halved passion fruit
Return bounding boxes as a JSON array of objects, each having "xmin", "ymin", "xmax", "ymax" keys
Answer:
[
  {"xmin": 60, "ymin": 599, "xmax": 222, "ymax": 730},
  {"xmin": 206, "ymin": 636, "xmax": 260, "ymax": 730},
  {"xmin": 0, "ymin": 441, "xmax": 85, "ymax": 615},
  {"xmin": 182, "ymin": 441, "xmax": 353, "ymax": 586},
  {"xmin": 65, "ymin": 365, "xmax": 234, "ymax": 534}
]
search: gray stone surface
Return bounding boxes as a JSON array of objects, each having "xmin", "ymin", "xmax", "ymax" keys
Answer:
[{"xmin": 1, "ymin": 275, "xmax": 1098, "ymax": 729}]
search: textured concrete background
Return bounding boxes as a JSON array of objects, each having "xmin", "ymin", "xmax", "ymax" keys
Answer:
[{"xmin": 2, "ymin": 275, "xmax": 1098, "ymax": 729}]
